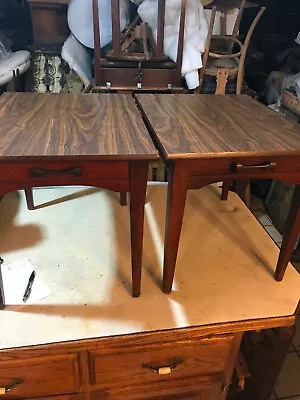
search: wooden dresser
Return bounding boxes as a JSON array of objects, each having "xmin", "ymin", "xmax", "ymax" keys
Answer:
[
  {"xmin": 28, "ymin": 0, "xmax": 70, "ymax": 48},
  {"xmin": 0, "ymin": 185, "xmax": 299, "ymax": 399}
]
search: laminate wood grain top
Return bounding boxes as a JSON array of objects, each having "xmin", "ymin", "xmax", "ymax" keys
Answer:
[
  {"xmin": 0, "ymin": 93, "xmax": 157, "ymax": 160},
  {"xmin": 136, "ymin": 94, "xmax": 300, "ymax": 160}
]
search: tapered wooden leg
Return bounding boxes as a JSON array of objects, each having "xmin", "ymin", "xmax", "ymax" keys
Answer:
[
  {"xmin": 129, "ymin": 161, "xmax": 149, "ymax": 297},
  {"xmin": 0, "ymin": 261, "xmax": 4, "ymax": 309},
  {"xmin": 221, "ymin": 180, "xmax": 232, "ymax": 201},
  {"xmin": 120, "ymin": 192, "xmax": 127, "ymax": 206},
  {"xmin": 163, "ymin": 160, "xmax": 189, "ymax": 294},
  {"xmin": 275, "ymin": 185, "xmax": 300, "ymax": 281},
  {"xmin": 25, "ymin": 188, "xmax": 34, "ymax": 210}
]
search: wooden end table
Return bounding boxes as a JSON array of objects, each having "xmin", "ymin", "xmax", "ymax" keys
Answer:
[
  {"xmin": 0, "ymin": 92, "xmax": 158, "ymax": 304},
  {"xmin": 136, "ymin": 94, "xmax": 300, "ymax": 293}
]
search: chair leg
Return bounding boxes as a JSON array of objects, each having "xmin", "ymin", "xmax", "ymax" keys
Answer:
[
  {"xmin": 221, "ymin": 180, "xmax": 232, "ymax": 201},
  {"xmin": 120, "ymin": 192, "xmax": 127, "ymax": 206},
  {"xmin": 25, "ymin": 188, "xmax": 34, "ymax": 210},
  {"xmin": 0, "ymin": 265, "xmax": 4, "ymax": 309}
]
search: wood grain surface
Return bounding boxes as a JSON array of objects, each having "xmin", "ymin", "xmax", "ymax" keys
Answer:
[
  {"xmin": 0, "ymin": 93, "xmax": 157, "ymax": 160},
  {"xmin": 136, "ymin": 94, "xmax": 300, "ymax": 160}
]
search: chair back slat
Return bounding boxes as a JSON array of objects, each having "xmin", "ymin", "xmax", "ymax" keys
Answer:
[
  {"xmin": 195, "ymin": 5, "xmax": 216, "ymax": 93},
  {"xmin": 157, "ymin": 0, "xmax": 166, "ymax": 57},
  {"xmin": 175, "ymin": 0, "xmax": 187, "ymax": 83},
  {"xmin": 92, "ymin": 0, "xmax": 102, "ymax": 85},
  {"xmin": 232, "ymin": 0, "xmax": 246, "ymax": 39},
  {"xmin": 111, "ymin": 0, "xmax": 121, "ymax": 57},
  {"xmin": 236, "ymin": 6, "xmax": 265, "ymax": 93}
]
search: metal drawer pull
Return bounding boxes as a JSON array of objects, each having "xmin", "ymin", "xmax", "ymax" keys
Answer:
[
  {"xmin": 0, "ymin": 378, "xmax": 23, "ymax": 394},
  {"xmin": 30, "ymin": 166, "xmax": 82, "ymax": 178},
  {"xmin": 222, "ymin": 383, "xmax": 228, "ymax": 394},
  {"xmin": 235, "ymin": 162, "xmax": 276, "ymax": 172},
  {"xmin": 142, "ymin": 359, "xmax": 182, "ymax": 375}
]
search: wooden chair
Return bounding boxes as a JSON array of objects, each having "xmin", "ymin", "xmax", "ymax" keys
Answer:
[
  {"xmin": 91, "ymin": 0, "xmax": 187, "ymax": 92},
  {"xmin": 196, "ymin": 2, "xmax": 265, "ymax": 206},
  {"xmin": 196, "ymin": 1, "xmax": 265, "ymax": 95}
]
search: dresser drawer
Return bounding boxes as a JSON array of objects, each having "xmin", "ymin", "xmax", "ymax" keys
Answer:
[
  {"xmin": 27, "ymin": 395, "xmax": 84, "ymax": 400},
  {"xmin": 89, "ymin": 334, "xmax": 233, "ymax": 390},
  {"xmin": 0, "ymin": 354, "xmax": 80, "ymax": 399},
  {"xmin": 91, "ymin": 374, "xmax": 224, "ymax": 399},
  {"xmin": 189, "ymin": 155, "xmax": 300, "ymax": 179}
]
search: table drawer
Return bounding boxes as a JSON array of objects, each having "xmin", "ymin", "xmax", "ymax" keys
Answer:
[
  {"xmin": 89, "ymin": 334, "xmax": 233, "ymax": 389},
  {"xmin": 189, "ymin": 155, "xmax": 300, "ymax": 179},
  {"xmin": 0, "ymin": 161, "xmax": 129, "ymax": 186},
  {"xmin": 0, "ymin": 354, "xmax": 80, "ymax": 399}
]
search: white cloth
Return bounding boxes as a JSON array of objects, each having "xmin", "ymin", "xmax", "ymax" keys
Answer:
[
  {"xmin": 138, "ymin": 0, "xmax": 208, "ymax": 89},
  {"xmin": 62, "ymin": 34, "xmax": 92, "ymax": 87},
  {"xmin": 0, "ymin": 50, "xmax": 31, "ymax": 86},
  {"xmin": 68, "ymin": 0, "xmax": 129, "ymax": 49}
]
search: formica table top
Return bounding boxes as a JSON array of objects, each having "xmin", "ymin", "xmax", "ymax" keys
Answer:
[
  {"xmin": 0, "ymin": 93, "xmax": 157, "ymax": 160},
  {"xmin": 136, "ymin": 94, "xmax": 300, "ymax": 160}
]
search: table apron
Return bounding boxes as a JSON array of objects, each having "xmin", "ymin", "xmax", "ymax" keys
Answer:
[
  {"xmin": 187, "ymin": 172, "xmax": 300, "ymax": 190},
  {"xmin": 186, "ymin": 156, "xmax": 300, "ymax": 188},
  {"xmin": 0, "ymin": 160, "xmax": 130, "ymax": 194}
]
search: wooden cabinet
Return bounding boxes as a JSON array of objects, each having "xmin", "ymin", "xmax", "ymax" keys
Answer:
[
  {"xmin": 28, "ymin": 0, "xmax": 70, "ymax": 48},
  {"xmin": 0, "ymin": 329, "xmax": 241, "ymax": 400}
]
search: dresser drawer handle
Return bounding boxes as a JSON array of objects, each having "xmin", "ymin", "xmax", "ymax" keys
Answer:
[
  {"xmin": 142, "ymin": 359, "xmax": 182, "ymax": 375},
  {"xmin": 235, "ymin": 162, "xmax": 276, "ymax": 172},
  {"xmin": 0, "ymin": 378, "xmax": 23, "ymax": 394},
  {"xmin": 30, "ymin": 166, "xmax": 82, "ymax": 178},
  {"xmin": 222, "ymin": 383, "xmax": 228, "ymax": 394}
]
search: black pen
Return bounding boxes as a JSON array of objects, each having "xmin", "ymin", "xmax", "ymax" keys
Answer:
[{"xmin": 23, "ymin": 271, "xmax": 36, "ymax": 303}]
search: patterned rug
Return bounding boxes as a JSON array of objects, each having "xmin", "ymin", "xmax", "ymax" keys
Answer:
[{"xmin": 32, "ymin": 52, "xmax": 83, "ymax": 93}]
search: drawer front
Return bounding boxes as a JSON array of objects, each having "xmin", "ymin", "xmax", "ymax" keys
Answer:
[
  {"xmin": 0, "ymin": 161, "xmax": 129, "ymax": 188},
  {"xmin": 89, "ymin": 334, "xmax": 233, "ymax": 389},
  {"xmin": 91, "ymin": 374, "xmax": 224, "ymax": 400},
  {"xmin": 189, "ymin": 155, "xmax": 300, "ymax": 180},
  {"xmin": 0, "ymin": 354, "xmax": 80, "ymax": 399}
]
